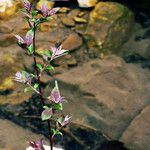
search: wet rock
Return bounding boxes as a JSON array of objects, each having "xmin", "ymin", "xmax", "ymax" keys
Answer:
[
  {"xmin": 54, "ymin": 55, "xmax": 150, "ymax": 140},
  {"xmin": 120, "ymin": 105, "xmax": 150, "ymax": 150},
  {"xmin": 85, "ymin": 2, "xmax": 134, "ymax": 56},
  {"xmin": 62, "ymin": 33, "xmax": 83, "ymax": 51}
]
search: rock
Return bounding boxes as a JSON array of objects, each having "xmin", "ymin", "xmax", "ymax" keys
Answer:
[
  {"xmin": 36, "ymin": 0, "xmax": 55, "ymax": 10},
  {"xmin": 0, "ymin": 24, "xmax": 12, "ymax": 33},
  {"xmin": 59, "ymin": 7, "xmax": 70, "ymax": 13},
  {"xmin": 0, "ymin": 0, "xmax": 20, "ymax": 19},
  {"xmin": 54, "ymin": 55, "xmax": 150, "ymax": 140},
  {"xmin": 66, "ymin": 55, "xmax": 78, "ymax": 67},
  {"xmin": 62, "ymin": 33, "xmax": 83, "ymax": 51},
  {"xmin": 84, "ymin": 2, "xmax": 134, "ymax": 56},
  {"xmin": 61, "ymin": 17, "xmax": 75, "ymax": 27},
  {"xmin": 74, "ymin": 17, "xmax": 87, "ymax": 23},
  {"xmin": 131, "ymin": 0, "xmax": 150, "ymax": 9},
  {"xmin": 120, "ymin": 105, "xmax": 150, "ymax": 150},
  {"xmin": 0, "ymin": 119, "xmax": 47, "ymax": 150},
  {"xmin": 77, "ymin": 0, "xmax": 98, "ymax": 8},
  {"xmin": 120, "ymin": 23, "xmax": 150, "ymax": 59},
  {"xmin": 67, "ymin": 9, "xmax": 80, "ymax": 18},
  {"xmin": 0, "ymin": 34, "xmax": 15, "ymax": 47}
]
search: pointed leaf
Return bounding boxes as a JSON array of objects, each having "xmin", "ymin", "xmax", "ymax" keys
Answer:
[
  {"xmin": 34, "ymin": 83, "xmax": 39, "ymax": 89},
  {"xmin": 32, "ymin": 10, "xmax": 38, "ymax": 17},
  {"xmin": 24, "ymin": 87, "xmax": 32, "ymax": 93},
  {"xmin": 27, "ymin": 44, "xmax": 33, "ymax": 54},
  {"xmin": 41, "ymin": 108, "xmax": 53, "ymax": 121},
  {"xmin": 52, "ymin": 103, "xmax": 63, "ymax": 110},
  {"xmin": 45, "ymin": 65, "xmax": 54, "ymax": 71},
  {"xmin": 36, "ymin": 64, "xmax": 43, "ymax": 71}
]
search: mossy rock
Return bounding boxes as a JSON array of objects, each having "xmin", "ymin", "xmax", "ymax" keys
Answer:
[{"xmin": 84, "ymin": 2, "xmax": 134, "ymax": 57}]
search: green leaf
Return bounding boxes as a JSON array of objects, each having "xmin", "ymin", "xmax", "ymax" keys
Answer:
[
  {"xmin": 57, "ymin": 117, "xmax": 63, "ymax": 124},
  {"xmin": 52, "ymin": 103, "xmax": 63, "ymax": 111},
  {"xmin": 41, "ymin": 108, "xmax": 53, "ymax": 121},
  {"xmin": 45, "ymin": 65, "xmax": 54, "ymax": 71},
  {"xmin": 32, "ymin": 18, "xmax": 37, "ymax": 23},
  {"xmin": 24, "ymin": 87, "xmax": 32, "ymax": 93},
  {"xmin": 43, "ymin": 106, "xmax": 49, "ymax": 109},
  {"xmin": 30, "ymin": 73, "xmax": 35, "ymax": 78},
  {"xmin": 44, "ymin": 50, "xmax": 51, "ymax": 57},
  {"xmin": 27, "ymin": 44, "xmax": 33, "ymax": 54},
  {"xmin": 51, "ymin": 128, "xmax": 57, "ymax": 135},
  {"xmin": 36, "ymin": 64, "xmax": 43, "ymax": 71},
  {"xmin": 34, "ymin": 83, "xmax": 39, "ymax": 89},
  {"xmin": 56, "ymin": 131, "xmax": 63, "ymax": 137},
  {"xmin": 32, "ymin": 10, "xmax": 38, "ymax": 17}
]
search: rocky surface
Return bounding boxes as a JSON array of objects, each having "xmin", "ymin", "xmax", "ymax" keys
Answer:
[
  {"xmin": 0, "ymin": 119, "xmax": 48, "ymax": 150},
  {"xmin": 120, "ymin": 105, "xmax": 150, "ymax": 150},
  {"xmin": 0, "ymin": 1, "xmax": 150, "ymax": 150},
  {"xmin": 84, "ymin": 2, "xmax": 134, "ymax": 57},
  {"xmin": 54, "ymin": 55, "xmax": 150, "ymax": 140}
]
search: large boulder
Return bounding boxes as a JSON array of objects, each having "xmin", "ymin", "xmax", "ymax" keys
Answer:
[
  {"xmin": 84, "ymin": 2, "xmax": 134, "ymax": 57},
  {"xmin": 53, "ymin": 55, "xmax": 150, "ymax": 141}
]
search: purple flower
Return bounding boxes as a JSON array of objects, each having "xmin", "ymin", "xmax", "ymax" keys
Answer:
[
  {"xmin": 50, "ymin": 81, "xmax": 65, "ymax": 103},
  {"xmin": 50, "ymin": 45, "xmax": 68, "ymax": 61},
  {"xmin": 23, "ymin": 0, "xmax": 33, "ymax": 13},
  {"xmin": 40, "ymin": 3, "xmax": 60, "ymax": 17},
  {"xmin": 15, "ymin": 71, "xmax": 32, "ymax": 84},
  {"xmin": 58, "ymin": 115, "xmax": 71, "ymax": 127},
  {"xmin": 29, "ymin": 139, "xmax": 44, "ymax": 150},
  {"xmin": 15, "ymin": 30, "xmax": 33, "ymax": 47}
]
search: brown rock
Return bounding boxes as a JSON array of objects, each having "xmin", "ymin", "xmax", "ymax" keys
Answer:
[
  {"xmin": 62, "ymin": 33, "xmax": 83, "ymax": 51},
  {"xmin": 54, "ymin": 55, "xmax": 150, "ymax": 140},
  {"xmin": 0, "ymin": 24, "xmax": 12, "ymax": 33},
  {"xmin": 0, "ymin": 119, "xmax": 47, "ymax": 150},
  {"xmin": 120, "ymin": 105, "xmax": 150, "ymax": 150},
  {"xmin": 61, "ymin": 17, "xmax": 75, "ymax": 27},
  {"xmin": 67, "ymin": 9, "xmax": 80, "ymax": 18},
  {"xmin": 66, "ymin": 55, "xmax": 77, "ymax": 67},
  {"xmin": 74, "ymin": 17, "xmax": 87, "ymax": 23},
  {"xmin": 0, "ymin": 34, "xmax": 15, "ymax": 47}
]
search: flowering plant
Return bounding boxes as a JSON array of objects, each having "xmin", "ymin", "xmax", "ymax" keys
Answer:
[{"xmin": 14, "ymin": 1, "xmax": 71, "ymax": 150}]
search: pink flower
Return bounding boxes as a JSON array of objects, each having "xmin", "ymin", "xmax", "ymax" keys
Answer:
[
  {"xmin": 23, "ymin": 0, "xmax": 33, "ymax": 13},
  {"xmin": 40, "ymin": 3, "xmax": 60, "ymax": 17},
  {"xmin": 50, "ymin": 45, "xmax": 68, "ymax": 61},
  {"xmin": 15, "ymin": 71, "xmax": 32, "ymax": 84},
  {"xmin": 29, "ymin": 139, "xmax": 44, "ymax": 150},
  {"xmin": 50, "ymin": 81, "xmax": 65, "ymax": 103},
  {"xmin": 58, "ymin": 115, "xmax": 71, "ymax": 127},
  {"xmin": 15, "ymin": 30, "xmax": 33, "ymax": 47}
]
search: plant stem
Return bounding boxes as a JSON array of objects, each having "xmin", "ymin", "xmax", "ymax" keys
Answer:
[{"xmin": 32, "ymin": 23, "xmax": 53, "ymax": 150}]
